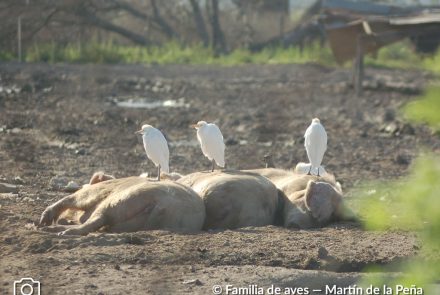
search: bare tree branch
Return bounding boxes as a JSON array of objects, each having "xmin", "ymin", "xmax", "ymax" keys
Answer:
[
  {"xmin": 26, "ymin": 8, "xmax": 59, "ymax": 41},
  {"xmin": 150, "ymin": 0, "xmax": 178, "ymax": 39},
  {"xmin": 108, "ymin": 0, "xmax": 177, "ymax": 40},
  {"xmin": 110, "ymin": 0, "xmax": 149, "ymax": 21},
  {"xmin": 77, "ymin": 6, "xmax": 154, "ymax": 46}
]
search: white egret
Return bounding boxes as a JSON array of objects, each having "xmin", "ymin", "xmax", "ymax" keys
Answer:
[
  {"xmin": 304, "ymin": 118, "xmax": 327, "ymax": 176},
  {"xmin": 192, "ymin": 121, "xmax": 225, "ymax": 172},
  {"xmin": 135, "ymin": 124, "xmax": 169, "ymax": 180}
]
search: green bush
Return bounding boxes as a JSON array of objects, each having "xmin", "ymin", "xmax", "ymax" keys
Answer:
[
  {"xmin": 365, "ymin": 41, "xmax": 440, "ymax": 75},
  {"xmin": 404, "ymin": 87, "xmax": 440, "ymax": 131},
  {"xmin": 365, "ymin": 41, "xmax": 422, "ymax": 69},
  {"xmin": 0, "ymin": 51, "xmax": 15, "ymax": 61},
  {"xmin": 360, "ymin": 87, "xmax": 440, "ymax": 293}
]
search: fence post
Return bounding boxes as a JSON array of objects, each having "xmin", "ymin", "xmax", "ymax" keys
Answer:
[{"xmin": 353, "ymin": 35, "xmax": 364, "ymax": 97}]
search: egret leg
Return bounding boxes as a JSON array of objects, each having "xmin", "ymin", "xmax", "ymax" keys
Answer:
[
  {"xmin": 317, "ymin": 167, "xmax": 320, "ymax": 177},
  {"xmin": 211, "ymin": 159, "xmax": 215, "ymax": 172},
  {"xmin": 307, "ymin": 166, "xmax": 312, "ymax": 175},
  {"xmin": 157, "ymin": 165, "xmax": 161, "ymax": 181}
]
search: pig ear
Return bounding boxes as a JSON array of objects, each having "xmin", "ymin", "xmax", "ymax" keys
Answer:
[
  {"xmin": 305, "ymin": 180, "xmax": 339, "ymax": 223},
  {"xmin": 89, "ymin": 172, "xmax": 104, "ymax": 185}
]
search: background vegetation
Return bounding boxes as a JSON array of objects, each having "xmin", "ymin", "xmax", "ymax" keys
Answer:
[
  {"xmin": 1, "ymin": 1, "xmax": 439, "ymax": 74},
  {"xmin": 0, "ymin": 40, "xmax": 438, "ymax": 75}
]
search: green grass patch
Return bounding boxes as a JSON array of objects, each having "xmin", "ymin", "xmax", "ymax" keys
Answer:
[
  {"xmin": 365, "ymin": 41, "xmax": 440, "ymax": 74},
  {"xmin": 404, "ymin": 87, "xmax": 440, "ymax": 131},
  {"xmin": 1, "ymin": 40, "xmax": 439, "ymax": 74},
  {"xmin": 20, "ymin": 41, "xmax": 336, "ymax": 66},
  {"xmin": 365, "ymin": 41, "xmax": 422, "ymax": 69},
  {"xmin": 0, "ymin": 50, "xmax": 15, "ymax": 61}
]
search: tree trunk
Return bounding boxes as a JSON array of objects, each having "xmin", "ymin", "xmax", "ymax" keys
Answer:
[
  {"xmin": 189, "ymin": 0, "xmax": 209, "ymax": 47},
  {"xmin": 279, "ymin": 0, "xmax": 289, "ymax": 39},
  {"xmin": 353, "ymin": 36, "xmax": 364, "ymax": 98},
  {"xmin": 210, "ymin": 0, "xmax": 226, "ymax": 55}
]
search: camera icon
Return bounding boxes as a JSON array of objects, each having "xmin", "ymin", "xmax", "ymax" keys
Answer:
[{"xmin": 13, "ymin": 278, "xmax": 40, "ymax": 295}]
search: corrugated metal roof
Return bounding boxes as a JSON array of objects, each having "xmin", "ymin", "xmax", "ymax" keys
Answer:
[
  {"xmin": 320, "ymin": 0, "xmax": 440, "ymax": 63},
  {"xmin": 323, "ymin": 0, "xmax": 419, "ymax": 16}
]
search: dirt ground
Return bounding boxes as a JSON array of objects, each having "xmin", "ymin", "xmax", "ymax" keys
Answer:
[{"xmin": 1, "ymin": 62, "xmax": 439, "ymax": 295}]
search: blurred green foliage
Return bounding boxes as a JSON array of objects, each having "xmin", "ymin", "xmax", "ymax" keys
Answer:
[
  {"xmin": 404, "ymin": 87, "xmax": 440, "ymax": 131},
  {"xmin": 1, "ymin": 40, "xmax": 439, "ymax": 74},
  {"xmin": 365, "ymin": 41, "xmax": 422, "ymax": 69},
  {"xmin": 0, "ymin": 50, "xmax": 14, "ymax": 61},
  {"xmin": 360, "ymin": 87, "xmax": 440, "ymax": 293},
  {"xmin": 19, "ymin": 41, "xmax": 336, "ymax": 66},
  {"xmin": 365, "ymin": 41, "xmax": 440, "ymax": 74}
]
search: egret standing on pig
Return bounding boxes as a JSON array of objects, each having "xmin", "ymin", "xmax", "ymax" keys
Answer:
[
  {"xmin": 135, "ymin": 124, "xmax": 169, "ymax": 181},
  {"xmin": 192, "ymin": 121, "xmax": 225, "ymax": 172},
  {"xmin": 304, "ymin": 118, "xmax": 327, "ymax": 176}
]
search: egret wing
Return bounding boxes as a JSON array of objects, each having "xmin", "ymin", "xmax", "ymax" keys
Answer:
[
  {"xmin": 200, "ymin": 124, "xmax": 225, "ymax": 167},
  {"xmin": 143, "ymin": 129, "xmax": 170, "ymax": 173},
  {"xmin": 304, "ymin": 124, "xmax": 327, "ymax": 168}
]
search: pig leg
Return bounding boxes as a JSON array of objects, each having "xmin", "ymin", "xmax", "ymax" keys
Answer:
[
  {"xmin": 39, "ymin": 191, "xmax": 108, "ymax": 226},
  {"xmin": 40, "ymin": 224, "xmax": 71, "ymax": 233},
  {"xmin": 58, "ymin": 214, "xmax": 106, "ymax": 236}
]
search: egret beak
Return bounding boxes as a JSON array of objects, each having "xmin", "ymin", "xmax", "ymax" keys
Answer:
[
  {"xmin": 190, "ymin": 124, "xmax": 198, "ymax": 129},
  {"xmin": 135, "ymin": 130, "xmax": 143, "ymax": 135}
]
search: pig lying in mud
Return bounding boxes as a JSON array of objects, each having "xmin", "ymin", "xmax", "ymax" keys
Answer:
[
  {"xmin": 248, "ymin": 168, "xmax": 356, "ymax": 229},
  {"xmin": 177, "ymin": 170, "xmax": 281, "ymax": 230},
  {"xmin": 38, "ymin": 168, "xmax": 355, "ymax": 235},
  {"xmin": 38, "ymin": 175, "xmax": 205, "ymax": 235}
]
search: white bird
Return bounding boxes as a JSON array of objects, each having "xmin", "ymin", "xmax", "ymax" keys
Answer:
[
  {"xmin": 135, "ymin": 124, "xmax": 169, "ymax": 181},
  {"xmin": 192, "ymin": 121, "xmax": 225, "ymax": 172},
  {"xmin": 304, "ymin": 118, "xmax": 327, "ymax": 176}
]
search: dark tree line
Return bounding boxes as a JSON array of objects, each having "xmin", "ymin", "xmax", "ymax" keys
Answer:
[{"xmin": 0, "ymin": 0, "xmax": 294, "ymax": 55}]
